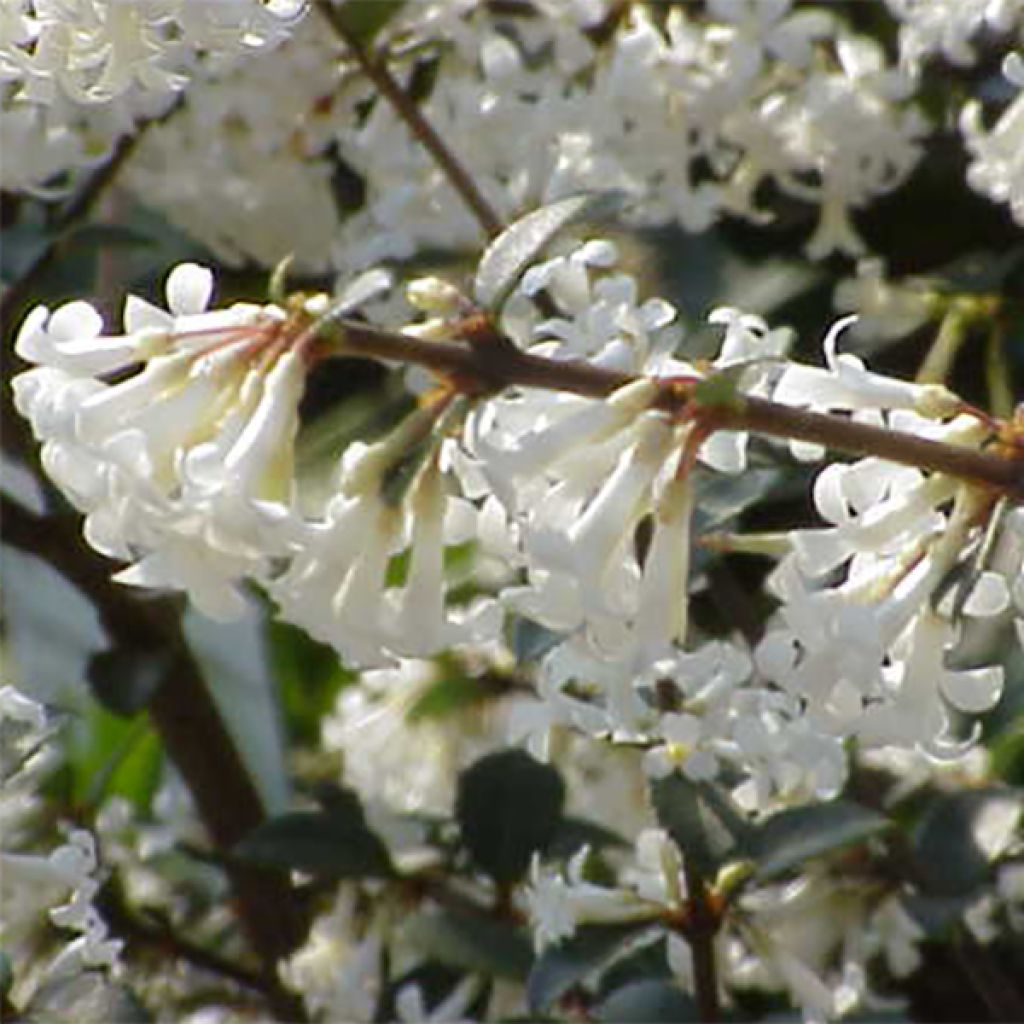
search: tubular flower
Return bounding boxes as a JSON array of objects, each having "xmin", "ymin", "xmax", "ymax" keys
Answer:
[
  {"xmin": 268, "ymin": 413, "xmax": 499, "ymax": 668},
  {"xmin": 12, "ymin": 261, "xmax": 310, "ymax": 619}
]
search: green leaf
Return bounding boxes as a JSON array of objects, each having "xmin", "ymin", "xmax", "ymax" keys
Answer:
[
  {"xmin": 745, "ymin": 799, "xmax": 890, "ymax": 881},
  {"xmin": 473, "ymin": 191, "xmax": 629, "ymax": 311},
  {"xmin": 0, "ymin": 220, "xmax": 53, "ymax": 281},
  {"xmin": 267, "ymin": 620, "xmax": 355, "ymax": 746},
  {"xmin": 527, "ymin": 923, "xmax": 657, "ymax": 1013},
  {"xmin": 692, "ymin": 466, "xmax": 783, "ymax": 528},
  {"xmin": 911, "ymin": 788, "xmax": 1023, "ymax": 897},
  {"xmin": 596, "ymin": 980, "xmax": 700, "ymax": 1023},
  {"xmin": 235, "ymin": 799, "xmax": 394, "ymax": 878},
  {"xmin": 87, "ymin": 646, "xmax": 171, "ymax": 716},
  {"xmin": 0, "ymin": 950, "xmax": 12, "ymax": 1000},
  {"xmin": 456, "ymin": 749, "xmax": 566, "ymax": 885},
  {"xmin": 902, "ymin": 892, "xmax": 975, "ymax": 938},
  {"xmin": 64, "ymin": 704, "xmax": 163, "ymax": 812},
  {"xmin": 989, "ymin": 720, "xmax": 1024, "ymax": 785},
  {"xmin": 692, "ymin": 363, "xmax": 746, "ymax": 408},
  {"xmin": 548, "ymin": 816, "xmax": 629, "ymax": 859},
  {"xmin": 330, "ymin": 0, "xmax": 407, "ymax": 47},
  {"xmin": 405, "ymin": 907, "xmax": 533, "ymax": 979},
  {"xmin": 934, "ymin": 246, "xmax": 1024, "ymax": 295},
  {"xmin": 406, "ymin": 656, "xmax": 504, "ymax": 722},
  {"xmin": 379, "ymin": 963, "xmax": 489, "ymax": 1024},
  {"xmin": 67, "ymin": 222, "xmax": 157, "ymax": 252},
  {"xmin": 649, "ymin": 775, "xmax": 751, "ymax": 877}
]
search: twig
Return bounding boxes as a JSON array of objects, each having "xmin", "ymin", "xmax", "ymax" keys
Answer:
[
  {"xmin": 316, "ymin": 0, "xmax": 504, "ymax": 239},
  {"xmin": 953, "ymin": 925, "xmax": 1024, "ymax": 1023},
  {"xmin": 321, "ymin": 317, "xmax": 1024, "ymax": 501},
  {"xmin": 682, "ymin": 860, "xmax": 720, "ymax": 1022},
  {"xmin": 98, "ymin": 882, "xmax": 279, "ymax": 999}
]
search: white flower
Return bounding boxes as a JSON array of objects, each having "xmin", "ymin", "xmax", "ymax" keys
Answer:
[
  {"xmin": 270, "ymin": 422, "xmax": 499, "ymax": 667},
  {"xmin": 833, "ymin": 259, "xmax": 938, "ymax": 344},
  {"xmin": 961, "ymin": 52, "xmax": 1024, "ymax": 227},
  {"xmin": 280, "ymin": 888, "xmax": 382, "ymax": 1022},
  {"xmin": 774, "ymin": 314, "xmax": 959, "ymax": 422},
  {"xmin": 884, "ymin": 0, "xmax": 1024, "ymax": 69},
  {"xmin": 395, "ymin": 976, "xmax": 481, "ymax": 1024},
  {"xmin": 13, "ymin": 261, "xmax": 310, "ymax": 619},
  {"xmin": 760, "ymin": 469, "xmax": 1016, "ymax": 759},
  {"xmin": 525, "ymin": 842, "xmax": 666, "ymax": 951}
]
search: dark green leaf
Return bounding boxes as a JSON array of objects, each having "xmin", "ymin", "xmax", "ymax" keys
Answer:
[
  {"xmin": 0, "ymin": 221, "xmax": 53, "ymax": 281},
  {"xmin": 527, "ymin": 923, "xmax": 657, "ymax": 1013},
  {"xmin": 267, "ymin": 620, "xmax": 354, "ymax": 746},
  {"xmin": 235, "ymin": 803, "xmax": 394, "ymax": 878},
  {"xmin": 474, "ymin": 191, "xmax": 629, "ymax": 311},
  {"xmin": 692, "ymin": 466, "xmax": 783, "ymax": 526},
  {"xmin": 456, "ymin": 748, "xmax": 565, "ymax": 885},
  {"xmin": 596, "ymin": 980, "xmax": 700, "ymax": 1023},
  {"xmin": 745, "ymin": 799, "xmax": 889, "ymax": 881},
  {"xmin": 87, "ymin": 646, "xmax": 171, "ymax": 716},
  {"xmin": 935, "ymin": 246, "xmax": 1024, "ymax": 295},
  {"xmin": 67, "ymin": 223, "xmax": 157, "ymax": 252},
  {"xmin": 379, "ymin": 963, "xmax": 490, "ymax": 1023},
  {"xmin": 649, "ymin": 774, "xmax": 751, "ymax": 877},
  {"xmin": 548, "ymin": 816, "xmax": 629, "ymax": 859},
  {"xmin": 989, "ymin": 722, "xmax": 1024, "ymax": 786},
  {"xmin": 0, "ymin": 950, "xmax": 11, "ymax": 1000},
  {"xmin": 404, "ymin": 907, "xmax": 533, "ymax": 979},
  {"xmin": 911, "ymin": 788, "xmax": 1023, "ymax": 897},
  {"xmin": 902, "ymin": 893, "xmax": 976, "ymax": 938},
  {"xmin": 65, "ymin": 706, "xmax": 163, "ymax": 812},
  {"xmin": 330, "ymin": 0, "xmax": 407, "ymax": 47},
  {"xmin": 598, "ymin": 936, "xmax": 672, "ymax": 996}
]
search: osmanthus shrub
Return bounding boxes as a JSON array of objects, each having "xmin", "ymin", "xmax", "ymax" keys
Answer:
[{"xmin": 2, "ymin": 2, "xmax": 1023, "ymax": 1023}]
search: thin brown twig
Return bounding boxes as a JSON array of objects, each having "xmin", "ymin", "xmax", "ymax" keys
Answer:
[
  {"xmin": 322, "ymin": 316, "xmax": 1024, "ymax": 501},
  {"xmin": 682, "ymin": 859, "xmax": 721, "ymax": 1023},
  {"xmin": 98, "ymin": 882, "xmax": 280, "ymax": 999},
  {"xmin": 316, "ymin": 0, "xmax": 504, "ymax": 239}
]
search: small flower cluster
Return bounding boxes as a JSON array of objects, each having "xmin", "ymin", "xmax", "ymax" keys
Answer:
[
  {"xmin": 526, "ymin": 828, "xmax": 925, "ymax": 1021},
  {"xmin": 0, "ymin": 0, "xmax": 302, "ymax": 192},
  {"xmin": 0, "ymin": 687, "xmax": 122, "ymax": 1009}
]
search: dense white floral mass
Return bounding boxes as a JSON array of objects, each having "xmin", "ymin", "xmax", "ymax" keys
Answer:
[
  {"xmin": 6, "ymin": 2, "xmax": 1024, "ymax": 1021},
  {"xmin": 13, "ymin": 248, "xmax": 1021, "ymax": 795},
  {"xmin": 0, "ymin": 688, "xmax": 122, "ymax": 1008},
  {"xmin": 0, "ymin": 0, "xmax": 303, "ymax": 191}
]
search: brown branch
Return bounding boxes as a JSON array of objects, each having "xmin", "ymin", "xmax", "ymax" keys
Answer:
[
  {"xmin": 324, "ymin": 317, "xmax": 1024, "ymax": 501},
  {"xmin": 316, "ymin": 0, "xmax": 504, "ymax": 239},
  {"xmin": 681, "ymin": 860, "xmax": 721, "ymax": 1022},
  {"xmin": 1, "ymin": 497, "xmax": 308, "ymax": 1021},
  {"xmin": 98, "ymin": 881, "xmax": 279, "ymax": 999}
]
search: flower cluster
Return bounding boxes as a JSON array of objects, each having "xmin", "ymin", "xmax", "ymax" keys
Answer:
[
  {"xmin": 6, "ymin": 3, "xmax": 1024, "ymax": 1016},
  {"xmin": 14, "ymin": 248, "xmax": 1021, "ymax": 815},
  {"xmin": 0, "ymin": 688, "xmax": 122, "ymax": 1009},
  {"xmin": 0, "ymin": 0, "xmax": 302, "ymax": 192}
]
